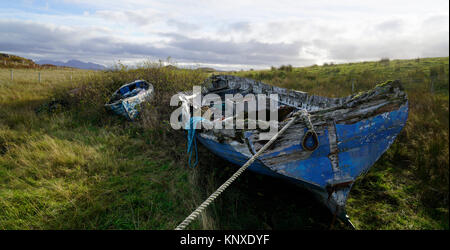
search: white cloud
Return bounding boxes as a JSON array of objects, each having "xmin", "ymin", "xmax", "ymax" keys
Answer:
[
  {"xmin": 0, "ymin": 0, "xmax": 448, "ymax": 69},
  {"xmin": 94, "ymin": 9, "xmax": 162, "ymax": 26}
]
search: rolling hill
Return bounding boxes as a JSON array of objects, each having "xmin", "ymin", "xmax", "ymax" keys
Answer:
[{"xmin": 36, "ymin": 59, "xmax": 106, "ymax": 70}]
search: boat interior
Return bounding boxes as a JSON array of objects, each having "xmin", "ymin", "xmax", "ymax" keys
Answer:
[{"xmin": 108, "ymin": 80, "xmax": 150, "ymax": 104}]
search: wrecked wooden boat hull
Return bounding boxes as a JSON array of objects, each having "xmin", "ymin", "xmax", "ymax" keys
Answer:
[
  {"xmin": 105, "ymin": 80, "xmax": 154, "ymax": 120},
  {"xmin": 187, "ymin": 75, "xmax": 409, "ymax": 225}
]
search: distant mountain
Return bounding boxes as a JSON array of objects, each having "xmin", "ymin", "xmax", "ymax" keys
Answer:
[{"xmin": 36, "ymin": 59, "xmax": 106, "ymax": 70}]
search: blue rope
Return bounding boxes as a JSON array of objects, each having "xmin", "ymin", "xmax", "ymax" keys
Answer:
[{"xmin": 185, "ymin": 117, "xmax": 204, "ymax": 168}]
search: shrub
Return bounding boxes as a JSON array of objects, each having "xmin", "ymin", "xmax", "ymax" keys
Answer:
[{"xmin": 278, "ymin": 64, "xmax": 293, "ymax": 72}]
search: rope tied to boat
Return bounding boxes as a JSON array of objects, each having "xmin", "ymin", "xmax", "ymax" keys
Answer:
[
  {"xmin": 185, "ymin": 117, "xmax": 205, "ymax": 168},
  {"xmin": 175, "ymin": 111, "xmax": 306, "ymax": 230},
  {"xmin": 299, "ymin": 109, "xmax": 319, "ymax": 151}
]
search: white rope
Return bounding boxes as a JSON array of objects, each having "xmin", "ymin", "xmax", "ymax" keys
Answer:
[{"xmin": 174, "ymin": 111, "xmax": 305, "ymax": 230}]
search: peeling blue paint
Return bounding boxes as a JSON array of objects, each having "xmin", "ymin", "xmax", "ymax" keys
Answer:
[
  {"xmin": 105, "ymin": 80, "xmax": 154, "ymax": 120},
  {"xmin": 196, "ymin": 103, "xmax": 408, "ymax": 223}
]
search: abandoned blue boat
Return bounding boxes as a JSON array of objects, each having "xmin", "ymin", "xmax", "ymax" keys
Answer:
[
  {"xmin": 105, "ymin": 80, "xmax": 154, "ymax": 120},
  {"xmin": 179, "ymin": 75, "xmax": 409, "ymax": 226}
]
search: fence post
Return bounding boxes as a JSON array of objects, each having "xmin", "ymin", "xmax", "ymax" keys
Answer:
[
  {"xmin": 10, "ymin": 69, "xmax": 13, "ymax": 81},
  {"xmin": 38, "ymin": 72, "xmax": 41, "ymax": 83}
]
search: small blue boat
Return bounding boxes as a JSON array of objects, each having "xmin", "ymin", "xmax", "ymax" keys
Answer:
[
  {"xmin": 181, "ymin": 75, "xmax": 409, "ymax": 227},
  {"xmin": 105, "ymin": 80, "xmax": 154, "ymax": 120}
]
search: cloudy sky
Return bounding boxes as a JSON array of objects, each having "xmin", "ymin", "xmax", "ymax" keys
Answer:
[{"xmin": 0, "ymin": 0, "xmax": 448, "ymax": 69}]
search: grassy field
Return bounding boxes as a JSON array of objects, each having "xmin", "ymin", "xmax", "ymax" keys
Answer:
[{"xmin": 0, "ymin": 57, "xmax": 448, "ymax": 229}]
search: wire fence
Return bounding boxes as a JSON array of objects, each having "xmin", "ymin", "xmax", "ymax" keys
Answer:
[{"xmin": 0, "ymin": 68, "xmax": 97, "ymax": 84}]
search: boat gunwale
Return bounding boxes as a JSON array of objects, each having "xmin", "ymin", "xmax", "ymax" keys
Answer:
[{"xmin": 192, "ymin": 75, "xmax": 408, "ymax": 132}]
